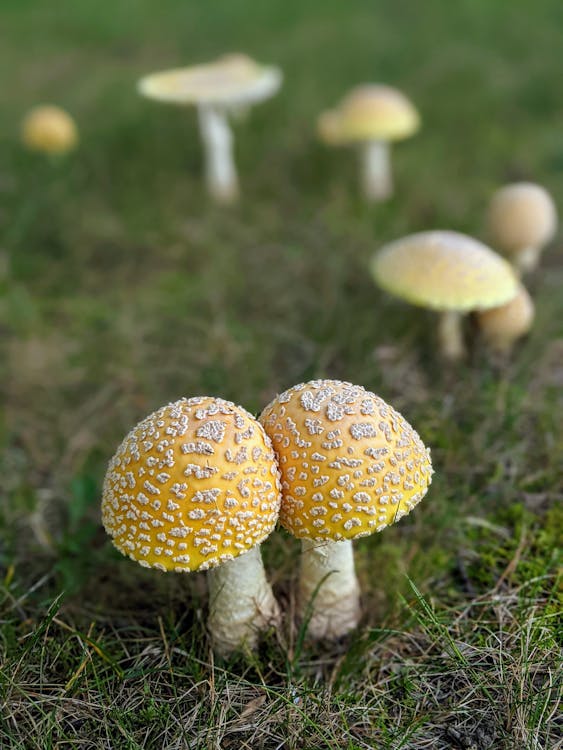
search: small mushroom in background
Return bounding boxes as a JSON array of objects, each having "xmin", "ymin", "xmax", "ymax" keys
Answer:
[
  {"xmin": 138, "ymin": 53, "xmax": 282, "ymax": 204},
  {"xmin": 317, "ymin": 84, "xmax": 420, "ymax": 202},
  {"xmin": 370, "ymin": 230, "xmax": 519, "ymax": 361},
  {"xmin": 487, "ymin": 182, "xmax": 557, "ymax": 274},
  {"xmin": 476, "ymin": 283, "xmax": 535, "ymax": 355},
  {"xmin": 259, "ymin": 379, "xmax": 433, "ymax": 640},
  {"xmin": 101, "ymin": 397, "xmax": 282, "ymax": 656},
  {"xmin": 21, "ymin": 105, "xmax": 78, "ymax": 156}
]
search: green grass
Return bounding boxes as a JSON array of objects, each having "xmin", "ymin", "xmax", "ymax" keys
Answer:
[{"xmin": 0, "ymin": 1, "xmax": 562, "ymax": 748}]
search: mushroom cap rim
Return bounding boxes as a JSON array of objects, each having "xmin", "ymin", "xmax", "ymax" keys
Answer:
[
  {"xmin": 110, "ymin": 529, "xmax": 270, "ymax": 574},
  {"xmin": 371, "ymin": 230, "xmax": 519, "ymax": 313},
  {"xmin": 318, "ymin": 84, "xmax": 420, "ymax": 145},
  {"xmin": 138, "ymin": 62, "xmax": 282, "ymax": 107}
]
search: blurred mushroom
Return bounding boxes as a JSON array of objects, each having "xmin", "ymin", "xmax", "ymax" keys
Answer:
[
  {"xmin": 476, "ymin": 283, "xmax": 535, "ymax": 354},
  {"xmin": 317, "ymin": 84, "xmax": 420, "ymax": 202},
  {"xmin": 487, "ymin": 183, "xmax": 557, "ymax": 273},
  {"xmin": 102, "ymin": 397, "xmax": 282, "ymax": 656},
  {"xmin": 138, "ymin": 54, "xmax": 282, "ymax": 203},
  {"xmin": 21, "ymin": 105, "xmax": 78, "ymax": 156},
  {"xmin": 259, "ymin": 380, "xmax": 433, "ymax": 640},
  {"xmin": 370, "ymin": 230, "xmax": 519, "ymax": 361}
]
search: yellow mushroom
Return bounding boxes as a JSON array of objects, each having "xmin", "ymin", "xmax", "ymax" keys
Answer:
[
  {"xmin": 21, "ymin": 105, "xmax": 78, "ymax": 156},
  {"xmin": 476, "ymin": 283, "xmax": 535, "ymax": 354},
  {"xmin": 317, "ymin": 84, "xmax": 420, "ymax": 202},
  {"xmin": 138, "ymin": 54, "xmax": 282, "ymax": 204},
  {"xmin": 259, "ymin": 379, "xmax": 433, "ymax": 640},
  {"xmin": 102, "ymin": 396, "xmax": 282, "ymax": 655},
  {"xmin": 371, "ymin": 230, "xmax": 519, "ymax": 361},
  {"xmin": 487, "ymin": 183, "xmax": 557, "ymax": 274}
]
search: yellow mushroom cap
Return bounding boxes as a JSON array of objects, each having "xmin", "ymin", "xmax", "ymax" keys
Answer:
[
  {"xmin": 317, "ymin": 84, "xmax": 420, "ymax": 145},
  {"xmin": 371, "ymin": 230, "xmax": 519, "ymax": 312},
  {"xmin": 487, "ymin": 182, "xmax": 557, "ymax": 254},
  {"xmin": 476, "ymin": 283, "xmax": 535, "ymax": 348},
  {"xmin": 259, "ymin": 380, "xmax": 433, "ymax": 542},
  {"xmin": 102, "ymin": 397, "xmax": 281, "ymax": 573},
  {"xmin": 21, "ymin": 105, "xmax": 78, "ymax": 155},
  {"xmin": 138, "ymin": 54, "xmax": 282, "ymax": 107}
]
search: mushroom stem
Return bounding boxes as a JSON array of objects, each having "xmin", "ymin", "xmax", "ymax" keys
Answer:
[
  {"xmin": 360, "ymin": 140, "xmax": 391, "ymax": 202},
  {"xmin": 198, "ymin": 105, "xmax": 239, "ymax": 204},
  {"xmin": 207, "ymin": 545, "xmax": 280, "ymax": 655},
  {"xmin": 512, "ymin": 246, "xmax": 540, "ymax": 274},
  {"xmin": 298, "ymin": 539, "xmax": 361, "ymax": 640},
  {"xmin": 437, "ymin": 310, "xmax": 465, "ymax": 361}
]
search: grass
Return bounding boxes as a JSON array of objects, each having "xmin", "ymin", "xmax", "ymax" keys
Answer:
[{"xmin": 0, "ymin": 0, "xmax": 562, "ymax": 748}]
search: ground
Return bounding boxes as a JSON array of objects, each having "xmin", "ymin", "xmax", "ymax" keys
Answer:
[{"xmin": 0, "ymin": 1, "xmax": 561, "ymax": 748}]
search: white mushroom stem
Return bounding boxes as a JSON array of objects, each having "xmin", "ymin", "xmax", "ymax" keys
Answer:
[
  {"xmin": 360, "ymin": 140, "xmax": 392, "ymax": 202},
  {"xmin": 512, "ymin": 246, "xmax": 541, "ymax": 274},
  {"xmin": 198, "ymin": 104, "xmax": 239, "ymax": 204},
  {"xmin": 207, "ymin": 545, "xmax": 280, "ymax": 655},
  {"xmin": 298, "ymin": 539, "xmax": 361, "ymax": 640},
  {"xmin": 438, "ymin": 310, "xmax": 466, "ymax": 361}
]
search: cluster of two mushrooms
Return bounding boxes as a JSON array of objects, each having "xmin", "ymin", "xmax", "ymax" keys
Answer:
[
  {"xmin": 102, "ymin": 380, "xmax": 433, "ymax": 655},
  {"xmin": 475, "ymin": 181, "xmax": 558, "ymax": 354},
  {"xmin": 140, "ymin": 59, "xmax": 420, "ymax": 205},
  {"xmin": 370, "ymin": 230, "xmax": 537, "ymax": 359}
]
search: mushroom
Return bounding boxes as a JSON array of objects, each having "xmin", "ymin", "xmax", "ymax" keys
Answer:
[
  {"xmin": 370, "ymin": 230, "xmax": 519, "ymax": 361},
  {"xmin": 101, "ymin": 396, "xmax": 282, "ymax": 656},
  {"xmin": 21, "ymin": 105, "xmax": 78, "ymax": 156},
  {"xmin": 487, "ymin": 183, "xmax": 557, "ymax": 274},
  {"xmin": 476, "ymin": 283, "xmax": 535, "ymax": 355},
  {"xmin": 138, "ymin": 54, "xmax": 282, "ymax": 204},
  {"xmin": 317, "ymin": 84, "xmax": 420, "ymax": 202},
  {"xmin": 259, "ymin": 380, "xmax": 433, "ymax": 640}
]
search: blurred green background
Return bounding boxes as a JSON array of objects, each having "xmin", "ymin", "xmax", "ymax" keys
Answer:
[{"xmin": 1, "ymin": 1, "xmax": 561, "ymax": 748}]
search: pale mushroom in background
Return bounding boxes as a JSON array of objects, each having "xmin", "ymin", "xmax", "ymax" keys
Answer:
[
  {"xmin": 317, "ymin": 84, "xmax": 420, "ymax": 202},
  {"xmin": 487, "ymin": 183, "xmax": 557, "ymax": 274},
  {"xmin": 260, "ymin": 379, "xmax": 433, "ymax": 640},
  {"xmin": 476, "ymin": 283, "xmax": 535, "ymax": 355},
  {"xmin": 21, "ymin": 105, "xmax": 78, "ymax": 156},
  {"xmin": 370, "ymin": 230, "xmax": 519, "ymax": 361},
  {"xmin": 138, "ymin": 54, "xmax": 282, "ymax": 204},
  {"xmin": 102, "ymin": 397, "xmax": 282, "ymax": 656}
]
